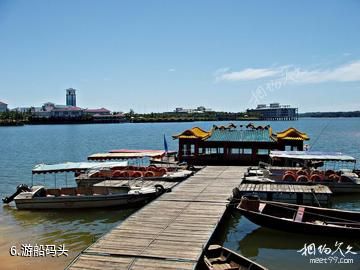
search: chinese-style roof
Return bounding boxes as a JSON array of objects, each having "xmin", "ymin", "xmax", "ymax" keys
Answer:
[
  {"xmin": 172, "ymin": 127, "xmax": 211, "ymax": 139},
  {"xmin": 173, "ymin": 123, "xmax": 308, "ymax": 143},
  {"xmin": 206, "ymin": 129, "xmax": 276, "ymax": 142},
  {"xmin": 276, "ymin": 128, "xmax": 309, "ymax": 141}
]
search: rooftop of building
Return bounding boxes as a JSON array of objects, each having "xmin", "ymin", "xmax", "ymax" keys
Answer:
[
  {"xmin": 173, "ymin": 123, "xmax": 309, "ymax": 142},
  {"xmin": 84, "ymin": 108, "xmax": 111, "ymax": 113},
  {"xmin": 249, "ymin": 103, "xmax": 297, "ymax": 110}
]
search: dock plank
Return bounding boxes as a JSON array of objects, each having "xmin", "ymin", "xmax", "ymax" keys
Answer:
[{"xmin": 67, "ymin": 166, "xmax": 246, "ymax": 270}]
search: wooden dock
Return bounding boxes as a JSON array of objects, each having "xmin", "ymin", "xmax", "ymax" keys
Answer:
[
  {"xmin": 67, "ymin": 166, "xmax": 246, "ymax": 270},
  {"xmin": 236, "ymin": 183, "xmax": 332, "ymax": 206}
]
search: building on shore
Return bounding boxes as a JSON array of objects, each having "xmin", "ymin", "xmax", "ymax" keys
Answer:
[
  {"xmin": 173, "ymin": 123, "xmax": 309, "ymax": 165},
  {"xmin": 247, "ymin": 103, "xmax": 298, "ymax": 120},
  {"xmin": 0, "ymin": 101, "xmax": 8, "ymax": 112},
  {"xmin": 84, "ymin": 108, "xmax": 111, "ymax": 116},
  {"xmin": 174, "ymin": 106, "xmax": 213, "ymax": 113},
  {"xmin": 30, "ymin": 89, "xmax": 125, "ymax": 123},
  {"xmin": 66, "ymin": 88, "xmax": 77, "ymax": 107},
  {"xmin": 84, "ymin": 108, "xmax": 125, "ymax": 123}
]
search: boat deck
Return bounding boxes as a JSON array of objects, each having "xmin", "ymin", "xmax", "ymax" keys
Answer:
[
  {"xmin": 94, "ymin": 179, "xmax": 180, "ymax": 190},
  {"xmin": 67, "ymin": 166, "xmax": 246, "ymax": 270},
  {"xmin": 236, "ymin": 183, "xmax": 332, "ymax": 206}
]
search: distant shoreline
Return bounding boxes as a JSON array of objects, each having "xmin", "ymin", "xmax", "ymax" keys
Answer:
[
  {"xmin": 299, "ymin": 111, "xmax": 360, "ymax": 118},
  {"xmin": 1, "ymin": 116, "xmax": 360, "ymax": 126}
]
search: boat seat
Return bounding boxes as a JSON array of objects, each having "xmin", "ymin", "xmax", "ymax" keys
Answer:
[
  {"xmin": 61, "ymin": 188, "xmax": 76, "ymax": 196},
  {"xmin": 76, "ymin": 187, "xmax": 93, "ymax": 195},
  {"xmin": 294, "ymin": 207, "xmax": 305, "ymax": 222},
  {"xmin": 259, "ymin": 203, "xmax": 266, "ymax": 213},
  {"xmin": 46, "ymin": 188, "xmax": 61, "ymax": 197},
  {"xmin": 92, "ymin": 186, "xmax": 109, "ymax": 195}
]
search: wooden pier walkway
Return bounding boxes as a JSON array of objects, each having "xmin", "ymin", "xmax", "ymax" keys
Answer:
[{"xmin": 67, "ymin": 166, "xmax": 246, "ymax": 270}]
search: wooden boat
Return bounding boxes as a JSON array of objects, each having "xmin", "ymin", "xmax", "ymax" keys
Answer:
[
  {"xmin": 203, "ymin": 245, "xmax": 268, "ymax": 270},
  {"xmin": 236, "ymin": 195, "xmax": 360, "ymax": 237},
  {"xmin": 3, "ymin": 184, "xmax": 166, "ymax": 210}
]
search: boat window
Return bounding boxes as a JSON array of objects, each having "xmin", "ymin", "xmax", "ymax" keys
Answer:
[
  {"xmin": 190, "ymin": 144, "xmax": 195, "ymax": 154},
  {"xmin": 258, "ymin": 149, "xmax": 269, "ymax": 155},
  {"xmin": 243, "ymin": 148, "xmax": 252, "ymax": 154}
]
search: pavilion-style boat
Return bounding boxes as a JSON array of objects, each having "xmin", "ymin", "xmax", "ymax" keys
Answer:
[
  {"xmin": 236, "ymin": 195, "xmax": 360, "ymax": 237},
  {"xmin": 202, "ymin": 245, "xmax": 268, "ymax": 270},
  {"xmin": 3, "ymin": 184, "xmax": 166, "ymax": 210},
  {"xmin": 244, "ymin": 151, "xmax": 360, "ymax": 194}
]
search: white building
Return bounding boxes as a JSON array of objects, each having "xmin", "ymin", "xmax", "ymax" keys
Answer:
[
  {"xmin": 0, "ymin": 101, "xmax": 8, "ymax": 112},
  {"xmin": 174, "ymin": 106, "xmax": 213, "ymax": 113}
]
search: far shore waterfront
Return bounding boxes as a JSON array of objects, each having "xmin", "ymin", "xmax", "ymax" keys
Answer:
[{"xmin": 1, "ymin": 112, "xmax": 360, "ymax": 127}]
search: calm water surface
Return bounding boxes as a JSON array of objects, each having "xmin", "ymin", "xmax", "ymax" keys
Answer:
[{"xmin": 0, "ymin": 119, "xmax": 359, "ymax": 269}]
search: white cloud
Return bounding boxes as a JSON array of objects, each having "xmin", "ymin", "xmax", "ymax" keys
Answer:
[
  {"xmin": 216, "ymin": 67, "xmax": 281, "ymax": 81},
  {"xmin": 168, "ymin": 68, "xmax": 176, "ymax": 72},
  {"xmin": 215, "ymin": 60, "xmax": 360, "ymax": 84},
  {"xmin": 287, "ymin": 61, "xmax": 360, "ymax": 84}
]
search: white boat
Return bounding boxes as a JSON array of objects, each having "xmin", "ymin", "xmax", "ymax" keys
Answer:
[
  {"xmin": 4, "ymin": 184, "xmax": 165, "ymax": 210},
  {"xmin": 75, "ymin": 166, "xmax": 194, "ymax": 187}
]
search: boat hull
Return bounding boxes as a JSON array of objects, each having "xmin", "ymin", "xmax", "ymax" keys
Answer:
[
  {"xmin": 202, "ymin": 245, "xmax": 268, "ymax": 270},
  {"xmin": 244, "ymin": 178, "xmax": 360, "ymax": 194},
  {"xmin": 15, "ymin": 192, "xmax": 158, "ymax": 210},
  {"xmin": 239, "ymin": 209, "xmax": 360, "ymax": 237},
  {"xmin": 237, "ymin": 202, "xmax": 360, "ymax": 237}
]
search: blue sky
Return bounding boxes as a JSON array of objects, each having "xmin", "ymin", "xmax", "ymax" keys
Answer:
[{"xmin": 0, "ymin": 0, "xmax": 359, "ymax": 113}]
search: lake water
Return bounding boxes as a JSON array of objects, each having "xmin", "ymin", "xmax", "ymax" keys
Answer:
[{"xmin": 0, "ymin": 119, "xmax": 359, "ymax": 269}]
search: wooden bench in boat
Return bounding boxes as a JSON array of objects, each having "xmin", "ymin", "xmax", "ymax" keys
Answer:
[
  {"xmin": 76, "ymin": 187, "xmax": 93, "ymax": 196},
  {"xmin": 92, "ymin": 186, "xmax": 109, "ymax": 195},
  {"xmin": 46, "ymin": 188, "xmax": 61, "ymax": 197},
  {"xmin": 294, "ymin": 207, "xmax": 305, "ymax": 222},
  {"xmin": 60, "ymin": 187, "xmax": 77, "ymax": 196}
]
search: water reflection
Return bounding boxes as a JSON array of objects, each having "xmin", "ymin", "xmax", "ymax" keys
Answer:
[
  {"xmin": 216, "ymin": 210, "xmax": 360, "ymax": 270},
  {"xmin": 1, "ymin": 204, "xmax": 136, "ymax": 253}
]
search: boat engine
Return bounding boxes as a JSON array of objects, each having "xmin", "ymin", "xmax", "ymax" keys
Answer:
[{"xmin": 2, "ymin": 184, "xmax": 31, "ymax": 204}]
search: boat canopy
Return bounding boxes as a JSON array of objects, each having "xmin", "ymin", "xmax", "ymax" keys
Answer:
[
  {"xmin": 32, "ymin": 161, "xmax": 128, "ymax": 174},
  {"xmin": 269, "ymin": 151, "xmax": 356, "ymax": 162}
]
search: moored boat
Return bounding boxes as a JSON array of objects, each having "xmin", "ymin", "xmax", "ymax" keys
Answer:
[
  {"xmin": 202, "ymin": 245, "xmax": 268, "ymax": 270},
  {"xmin": 236, "ymin": 195, "xmax": 360, "ymax": 237},
  {"xmin": 3, "ymin": 184, "xmax": 166, "ymax": 210},
  {"xmin": 75, "ymin": 165, "xmax": 194, "ymax": 187},
  {"xmin": 244, "ymin": 151, "xmax": 360, "ymax": 194}
]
